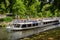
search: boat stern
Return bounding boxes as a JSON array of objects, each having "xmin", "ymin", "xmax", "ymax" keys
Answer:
[{"xmin": 6, "ymin": 26, "xmax": 12, "ymax": 32}]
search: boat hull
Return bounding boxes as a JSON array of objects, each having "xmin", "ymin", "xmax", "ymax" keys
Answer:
[{"xmin": 6, "ymin": 22, "xmax": 59, "ymax": 31}]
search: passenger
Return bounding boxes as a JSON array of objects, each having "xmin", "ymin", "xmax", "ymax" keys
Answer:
[
  {"xmin": 24, "ymin": 19, "xmax": 26, "ymax": 22},
  {"xmin": 20, "ymin": 20, "xmax": 23, "ymax": 22}
]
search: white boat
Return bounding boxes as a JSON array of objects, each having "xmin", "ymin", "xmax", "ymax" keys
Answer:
[{"xmin": 6, "ymin": 18, "xmax": 59, "ymax": 31}]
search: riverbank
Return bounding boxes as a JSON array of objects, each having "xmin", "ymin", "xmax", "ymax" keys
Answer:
[{"xmin": 19, "ymin": 27, "xmax": 60, "ymax": 40}]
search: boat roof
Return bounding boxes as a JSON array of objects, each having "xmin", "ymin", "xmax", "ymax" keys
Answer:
[
  {"xmin": 42, "ymin": 19, "xmax": 58, "ymax": 22},
  {"xmin": 11, "ymin": 17, "xmax": 58, "ymax": 24}
]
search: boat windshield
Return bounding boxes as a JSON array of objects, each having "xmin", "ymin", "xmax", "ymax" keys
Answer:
[{"xmin": 13, "ymin": 24, "xmax": 20, "ymax": 27}]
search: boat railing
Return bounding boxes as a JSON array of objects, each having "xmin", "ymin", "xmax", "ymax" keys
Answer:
[
  {"xmin": 11, "ymin": 17, "xmax": 59, "ymax": 24},
  {"xmin": 12, "ymin": 19, "xmax": 41, "ymax": 24},
  {"xmin": 42, "ymin": 17, "xmax": 58, "ymax": 20}
]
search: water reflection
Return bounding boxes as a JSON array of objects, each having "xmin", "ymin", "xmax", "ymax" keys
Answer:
[{"xmin": 8, "ymin": 24, "xmax": 60, "ymax": 40}]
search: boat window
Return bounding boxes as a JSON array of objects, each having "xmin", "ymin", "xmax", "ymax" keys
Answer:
[
  {"xmin": 13, "ymin": 24, "xmax": 20, "ymax": 27},
  {"xmin": 43, "ymin": 22, "xmax": 47, "ymax": 24},
  {"xmin": 43, "ymin": 20, "xmax": 59, "ymax": 24},
  {"xmin": 33, "ymin": 24, "xmax": 36, "ymax": 26},
  {"xmin": 35, "ymin": 23, "xmax": 38, "ymax": 26},
  {"xmin": 43, "ymin": 22, "xmax": 50, "ymax": 24},
  {"xmin": 27, "ymin": 24, "xmax": 31, "ymax": 27},
  {"xmin": 21, "ymin": 24, "xmax": 26, "ymax": 28},
  {"xmin": 53, "ymin": 20, "xmax": 59, "ymax": 22}
]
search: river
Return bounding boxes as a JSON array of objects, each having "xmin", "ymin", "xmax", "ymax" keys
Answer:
[
  {"xmin": 0, "ymin": 24, "xmax": 60, "ymax": 40},
  {"xmin": 7, "ymin": 24, "xmax": 60, "ymax": 40}
]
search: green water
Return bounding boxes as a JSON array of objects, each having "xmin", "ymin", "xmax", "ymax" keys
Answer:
[
  {"xmin": 20, "ymin": 27, "xmax": 60, "ymax": 40},
  {"xmin": 0, "ymin": 28, "xmax": 8, "ymax": 40},
  {"xmin": 0, "ymin": 27, "xmax": 60, "ymax": 40}
]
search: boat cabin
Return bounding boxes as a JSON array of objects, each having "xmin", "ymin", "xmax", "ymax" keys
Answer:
[
  {"xmin": 42, "ymin": 19, "xmax": 59, "ymax": 25},
  {"xmin": 12, "ymin": 21, "xmax": 41, "ymax": 28},
  {"xmin": 12, "ymin": 19, "xmax": 59, "ymax": 28}
]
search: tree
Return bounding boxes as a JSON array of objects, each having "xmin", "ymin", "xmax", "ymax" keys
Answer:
[
  {"xmin": 12, "ymin": 0, "xmax": 26, "ymax": 18},
  {"xmin": 26, "ymin": 0, "xmax": 41, "ymax": 18},
  {"xmin": 0, "ymin": 0, "xmax": 60, "ymax": 18},
  {"xmin": 46, "ymin": 10, "xmax": 53, "ymax": 17},
  {"xmin": 54, "ymin": 9, "xmax": 59, "ymax": 17},
  {"xmin": 42, "ymin": 4, "xmax": 52, "ymax": 11},
  {"xmin": 0, "ymin": 0, "xmax": 9, "ymax": 14},
  {"xmin": 0, "ymin": 2, "xmax": 6, "ymax": 14},
  {"xmin": 54, "ymin": 0, "xmax": 60, "ymax": 9}
]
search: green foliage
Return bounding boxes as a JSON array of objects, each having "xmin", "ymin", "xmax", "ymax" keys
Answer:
[
  {"xmin": 27, "ymin": 1, "xmax": 41, "ymax": 18},
  {"xmin": 3, "ymin": 17, "xmax": 13, "ymax": 22},
  {"xmin": 12, "ymin": 0, "xmax": 26, "ymax": 17},
  {"xmin": 0, "ymin": 18, "xmax": 4, "ymax": 22},
  {"xmin": 54, "ymin": 9, "xmax": 59, "ymax": 17},
  {"xmin": 0, "ymin": 0, "xmax": 60, "ymax": 18},
  {"xmin": 42, "ymin": 4, "xmax": 52, "ymax": 11},
  {"xmin": 2, "ymin": 24, "xmax": 6, "ymax": 28},
  {"xmin": 0, "ymin": 0, "xmax": 10, "ymax": 14},
  {"xmin": 0, "ymin": 17, "xmax": 13, "ymax": 22},
  {"xmin": 0, "ymin": 2, "xmax": 5, "ymax": 14},
  {"xmin": 46, "ymin": 10, "xmax": 53, "ymax": 17},
  {"xmin": 38, "ymin": 12, "xmax": 43, "ymax": 18}
]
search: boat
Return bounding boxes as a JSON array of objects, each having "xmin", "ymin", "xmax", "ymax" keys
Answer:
[{"xmin": 6, "ymin": 18, "xmax": 59, "ymax": 31}]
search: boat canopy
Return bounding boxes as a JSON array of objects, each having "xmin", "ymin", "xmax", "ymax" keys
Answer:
[{"xmin": 42, "ymin": 19, "xmax": 57, "ymax": 22}]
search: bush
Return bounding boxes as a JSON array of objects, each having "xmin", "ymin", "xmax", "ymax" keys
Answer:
[
  {"xmin": 0, "ymin": 17, "xmax": 13, "ymax": 22},
  {"xmin": 3, "ymin": 17, "xmax": 13, "ymax": 22},
  {"xmin": 2, "ymin": 24, "xmax": 6, "ymax": 28},
  {"xmin": 0, "ymin": 24, "xmax": 6, "ymax": 28},
  {"xmin": 0, "ymin": 18, "xmax": 4, "ymax": 22}
]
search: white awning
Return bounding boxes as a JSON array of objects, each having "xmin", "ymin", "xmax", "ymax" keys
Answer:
[{"xmin": 42, "ymin": 19, "xmax": 56, "ymax": 22}]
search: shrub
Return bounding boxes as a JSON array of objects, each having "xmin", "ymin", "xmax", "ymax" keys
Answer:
[
  {"xmin": 3, "ymin": 17, "xmax": 13, "ymax": 22},
  {"xmin": 0, "ymin": 18, "xmax": 4, "ymax": 22},
  {"xmin": 2, "ymin": 24, "xmax": 6, "ymax": 28}
]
